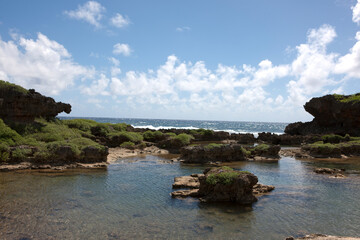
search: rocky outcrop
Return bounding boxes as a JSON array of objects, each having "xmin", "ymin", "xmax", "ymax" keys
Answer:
[
  {"xmin": 285, "ymin": 94, "xmax": 360, "ymax": 136},
  {"xmin": 171, "ymin": 167, "xmax": 275, "ymax": 204},
  {"xmin": 180, "ymin": 144, "xmax": 248, "ymax": 163},
  {"xmin": 0, "ymin": 80, "xmax": 71, "ymax": 122},
  {"xmin": 258, "ymin": 132, "xmax": 321, "ymax": 145},
  {"xmin": 286, "ymin": 234, "xmax": 360, "ymax": 240}
]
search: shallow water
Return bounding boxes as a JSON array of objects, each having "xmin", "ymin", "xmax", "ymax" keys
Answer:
[{"xmin": 1, "ymin": 156, "xmax": 360, "ymax": 240}]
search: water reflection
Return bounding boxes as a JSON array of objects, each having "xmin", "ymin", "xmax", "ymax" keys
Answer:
[{"xmin": 0, "ymin": 155, "xmax": 360, "ymax": 239}]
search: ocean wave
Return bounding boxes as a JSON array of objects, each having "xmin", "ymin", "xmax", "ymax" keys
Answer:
[
  {"xmin": 132, "ymin": 125, "xmax": 284, "ymax": 137},
  {"xmin": 132, "ymin": 125, "xmax": 200, "ymax": 130}
]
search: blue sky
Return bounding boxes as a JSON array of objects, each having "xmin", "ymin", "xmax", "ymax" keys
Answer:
[{"xmin": 0, "ymin": 0, "xmax": 360, "ymax": 122}]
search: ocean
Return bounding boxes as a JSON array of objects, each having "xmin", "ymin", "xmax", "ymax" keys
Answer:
[{"xmin": 60, "ymin": 117, "xmax": 289, "ymax": 136}]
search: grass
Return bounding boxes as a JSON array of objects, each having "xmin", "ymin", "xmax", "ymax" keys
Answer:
[
  {"xmin": 143, "ymin": 130, "xmax": 164, "ymax": 142},
  {"xmin": 172, "ymin": 133, "xmax": 194, "ymax": 145},
  {"xmin": 0, "ymin": 118, "xmax": 107, "ymax": 162},
  {"xmin": 120, "ymin": 141, "xmax": 135, "ymax": 149},
  {"xmin": 205, "ymin": 166, "xmax": 251, "ymax": 185},
  {"xmin": 204, "ymin": 143, "xmax": 224, "ymax": 149},
  {"xmin": 333, "ymin": 93, "xmax": 360, "ymax": 103},
  {"xmin": 0, "ymin": 80, "xmax": 29, "ymax": 94},
  {"xmin": 108, "ymin": 131, "xmax": 143, "ymax": 144}
]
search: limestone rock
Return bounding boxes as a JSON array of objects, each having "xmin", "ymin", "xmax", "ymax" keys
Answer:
[
  {"xmin": 0, "ymin": 80, "xmax": 71, "ymax": 122},
  {"xmin": 285, "ymin": 94, "xmax": 360, "ymax": 136}
]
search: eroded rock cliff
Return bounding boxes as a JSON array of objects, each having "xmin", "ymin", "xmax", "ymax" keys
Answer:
[
  {"xmin": 0, "ymin": 80, "xmax": 71, "ymax": 122},
  {"xmin": 285, "ymin": 94, "xmax": 360, "ymax": 136}
]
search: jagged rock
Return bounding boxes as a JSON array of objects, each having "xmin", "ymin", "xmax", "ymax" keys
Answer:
[
  {"xmin": 252, "ymin": 184, "xmax": 275, "ymax": 195},
  {"xmin": 231, "ymin": 133, "xmax": 256, "ymax": 144},
  {"xmin": 314, "ymin": 168, "xmax": 344, "ymax": 174},
  {"xmin": 197, "ymin": 167, "xmax": 258, "ymax": 203},
  {"xmin": 171, "ymin": 168, "xmax": 275, "ymax": 203},
  {"xmin": 180, "ymin": 144, "xmax": 248, "ymax": 163},
  {"xmin": 258, "ymin": 132, "xmax": 321, "ymax": 145},
  {"xmin": 0, "ymin": 80, "xmax": 71, "ymax": 122},
  {"xmin": 172, "ymin": 175, "xmax": 203, "ymax": 189},
  {"xmin": 285, "ymin": 94, "xmax": 360, "ymax": 136},
  {"xmin": 288, "ymin": 234, "xmax": 360, "ymax": 240}
]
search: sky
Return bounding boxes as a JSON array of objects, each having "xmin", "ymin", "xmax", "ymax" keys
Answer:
[{"xmin": 0, "ymin": 0, "xmax": 360, "ymax": 122}]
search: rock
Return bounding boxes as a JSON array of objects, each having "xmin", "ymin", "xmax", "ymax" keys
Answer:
[
  {"xmin": 171, "ymin": 189, "xmax": 200, "ymax": 198},
  {"xmin": 0, "ymin": 80, "xmax": 71, "ymax": 122},
  {"xmin": 198, "ymin": 167, "xmax": 258, "ymax": 204},
  {"xmin": 252, "ymin": 183, "xmax": 275, "ymax": 195},
  {"xmin": 171, "ymin": 168, "xmax": 274, "ymax": 204},
  {"xmin": 314, "ymin": 168, "xmax": 344, "ymax": 174},
  {"xmin": 257, "ymin": 132, "xmax": 321, "ymax": 145},
  {"xmin": 180, "ymin": 144, "xmax": 248, "ymax": 163},
  {"xmin": 172, "ymin": 175, "xmax": 203, "ymax": 189},
  {"xmin": 285, "ymin": 94, "xmax": 360, "ymax": 136},
  {"xmin": 289, "ymin": 234, "xmax": 360, "ymax": 239},
  {"xmin": 80, "ymin": 146, "xmax": 109, "ymax": 163},
  {"xmin": 231, "ymin": 133, "xmax": 256, "ymax": 144}
]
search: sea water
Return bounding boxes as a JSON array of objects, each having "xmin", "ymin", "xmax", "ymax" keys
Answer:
[
  {"xmin": 1, "ymin": 118, "xmax": 360, "ymax": 239},
  {"xmin": 1, "ymin": 156, "xmax": 360, "ymax": 239},
  {"xmin": 60, "ymin": 117, "xmax": 288, "ymax": 136}
]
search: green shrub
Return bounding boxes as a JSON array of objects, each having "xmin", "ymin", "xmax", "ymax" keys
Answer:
[
  {"xmin": 90, "ymin": 123, "xmax": 111, "ymax": 137},
  {"xmin": 0, "ymin": 80, "xmax": 28, "ymax": 94},
  {"xmin": 173, "ymin": 133, "xmax": 194, "ymax": 145},
  {"xmin": 137, "ymin": 142, "xmax": 147, "ymax": 149},
  {"xmin": 254, "ymin": 144, "xmax": 270, "ymax": 151},
  {"xmin": 204, "ymin": 143, "xmax": 224, "ymax": 149},
  {"xmin": 12, "ymin": 148, "xmax": 32, "ymax": 159},
  {"xmin": 120, "ymin": 141, "xmax": 135, "ymax": 149},
  {"xmin": 143, "ymin": 130, "xmax": 164, "ymax": 142},
  {"xmin": 0, "ymin": 119, "xmax": 23, "ymax": 145},
  {"xmin": 109, "ymin": 131, "xmax": 143, "ymax": 144},
  {"xmin": 165, "ymin": 132, "xmax": 176, "ymax": 137},
  {"xmin": 0, "ymin": 151, "xmax": 10, "ymax": 162},
  {"xmin": 322, "ymin": 134, "xmax": 344, "ymax": 144},
  {"xmin": 112, "ymin": 123, "xmax": 130, "ymax": 132},
  {"xmin": 206, "ymin": 167, "xmax": 250, "ymax": 185},
  {"xmin": 62, "ymin": 119, "xmax": 98, "ymax": 133}
]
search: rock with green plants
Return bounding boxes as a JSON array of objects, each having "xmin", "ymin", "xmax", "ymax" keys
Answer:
[
  {"xmin": 171, "ymin": 166, "xmax": 275, "ymax": 203},
  {"xmin": 180, "ymin": 143, "xmax": 280, "ymax": 163}
]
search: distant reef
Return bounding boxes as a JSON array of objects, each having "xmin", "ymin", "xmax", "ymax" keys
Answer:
[
  {"xmin": 285, "ymin": 93, "xmax": 360, "ymax": 136},
  {"xmin": 0, "ymin": 80, "xmax": 71, "ymax": 122}
]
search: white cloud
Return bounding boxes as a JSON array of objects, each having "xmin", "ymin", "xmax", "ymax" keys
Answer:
[
  {"xmin": 110, "ymin": 13, "xmax": 130, "ymax": 28},
  {"xmin": 113, "ymin": 43, "xmax": 131, "ymax": 56},
  {"xmin": 334, "ymin": 31, "xmax": 360, "ymax": 78},
  {"xmin": 352, "ymin": 0, "xmax": 360, "ymax": 25},
  {"xmin": 81, "ymin": 74, "xmax": 110, "ymax": 96},
  {"xmin": 176, "ymin": 26, "xmax": 191, "ymax": 32},
  {"xmin": 286, "ymin": 25, "xmax": 338, "ymax": 105},
  {"xmin": 0, "ymin": 32, "xmax": 92, "ymax": 95},
  {"xmin": 64, "ymin": 1, "xmax": 105, "ymax": 28}
]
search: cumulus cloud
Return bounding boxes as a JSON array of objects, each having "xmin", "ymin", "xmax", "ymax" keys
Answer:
[
  {"xmin": 334, "ymin": 31, "xmax": 360, "ymax": 78},
  {"xmin": 110, "ymin": 13, "xmax": 130, "ymax": 28},
  {"xmin": 0, "ymin": 32, "xmax": 92, "ymax": 95},
  {"xmin": 81, "ymin": 74, "xmax": 110, "ymax": 96},
  {"xmin": 286, "ymin": 25, "xmax": 338, "ymax": 106},
  {"xmin": 352, "ymin": 0, "xmax": 360, "ymax": 25},
  {"xmin": 64, "ymin": 1, "xmax": 105, "ymax": 28},
  {"xmin": 113, "ymin": 43, "xmax": 131, "ymax": 56}
]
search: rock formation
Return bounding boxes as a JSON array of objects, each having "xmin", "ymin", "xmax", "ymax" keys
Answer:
[
  {"xmin": 285, "ymin": 94, "xmax": 360, "ymax": 136},
  {"xmin": 0, "ymin": 80, "xmax": 71, "ymax": 122},
  {"xmin": 180, "ymin": 144, "xmax": 248, "ymax": 163},
  {"xmin": 171, "ymin": 167, "xmax": 275, "ymax": 204}
]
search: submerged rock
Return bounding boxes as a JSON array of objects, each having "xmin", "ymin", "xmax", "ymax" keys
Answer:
[
  {"xmin": 0, "ymin": 80, "xmax": 71, "ymax": 122},
  {"xmin": 285, "ymin": 94, "xmax": 360, "ymax": 136}
]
